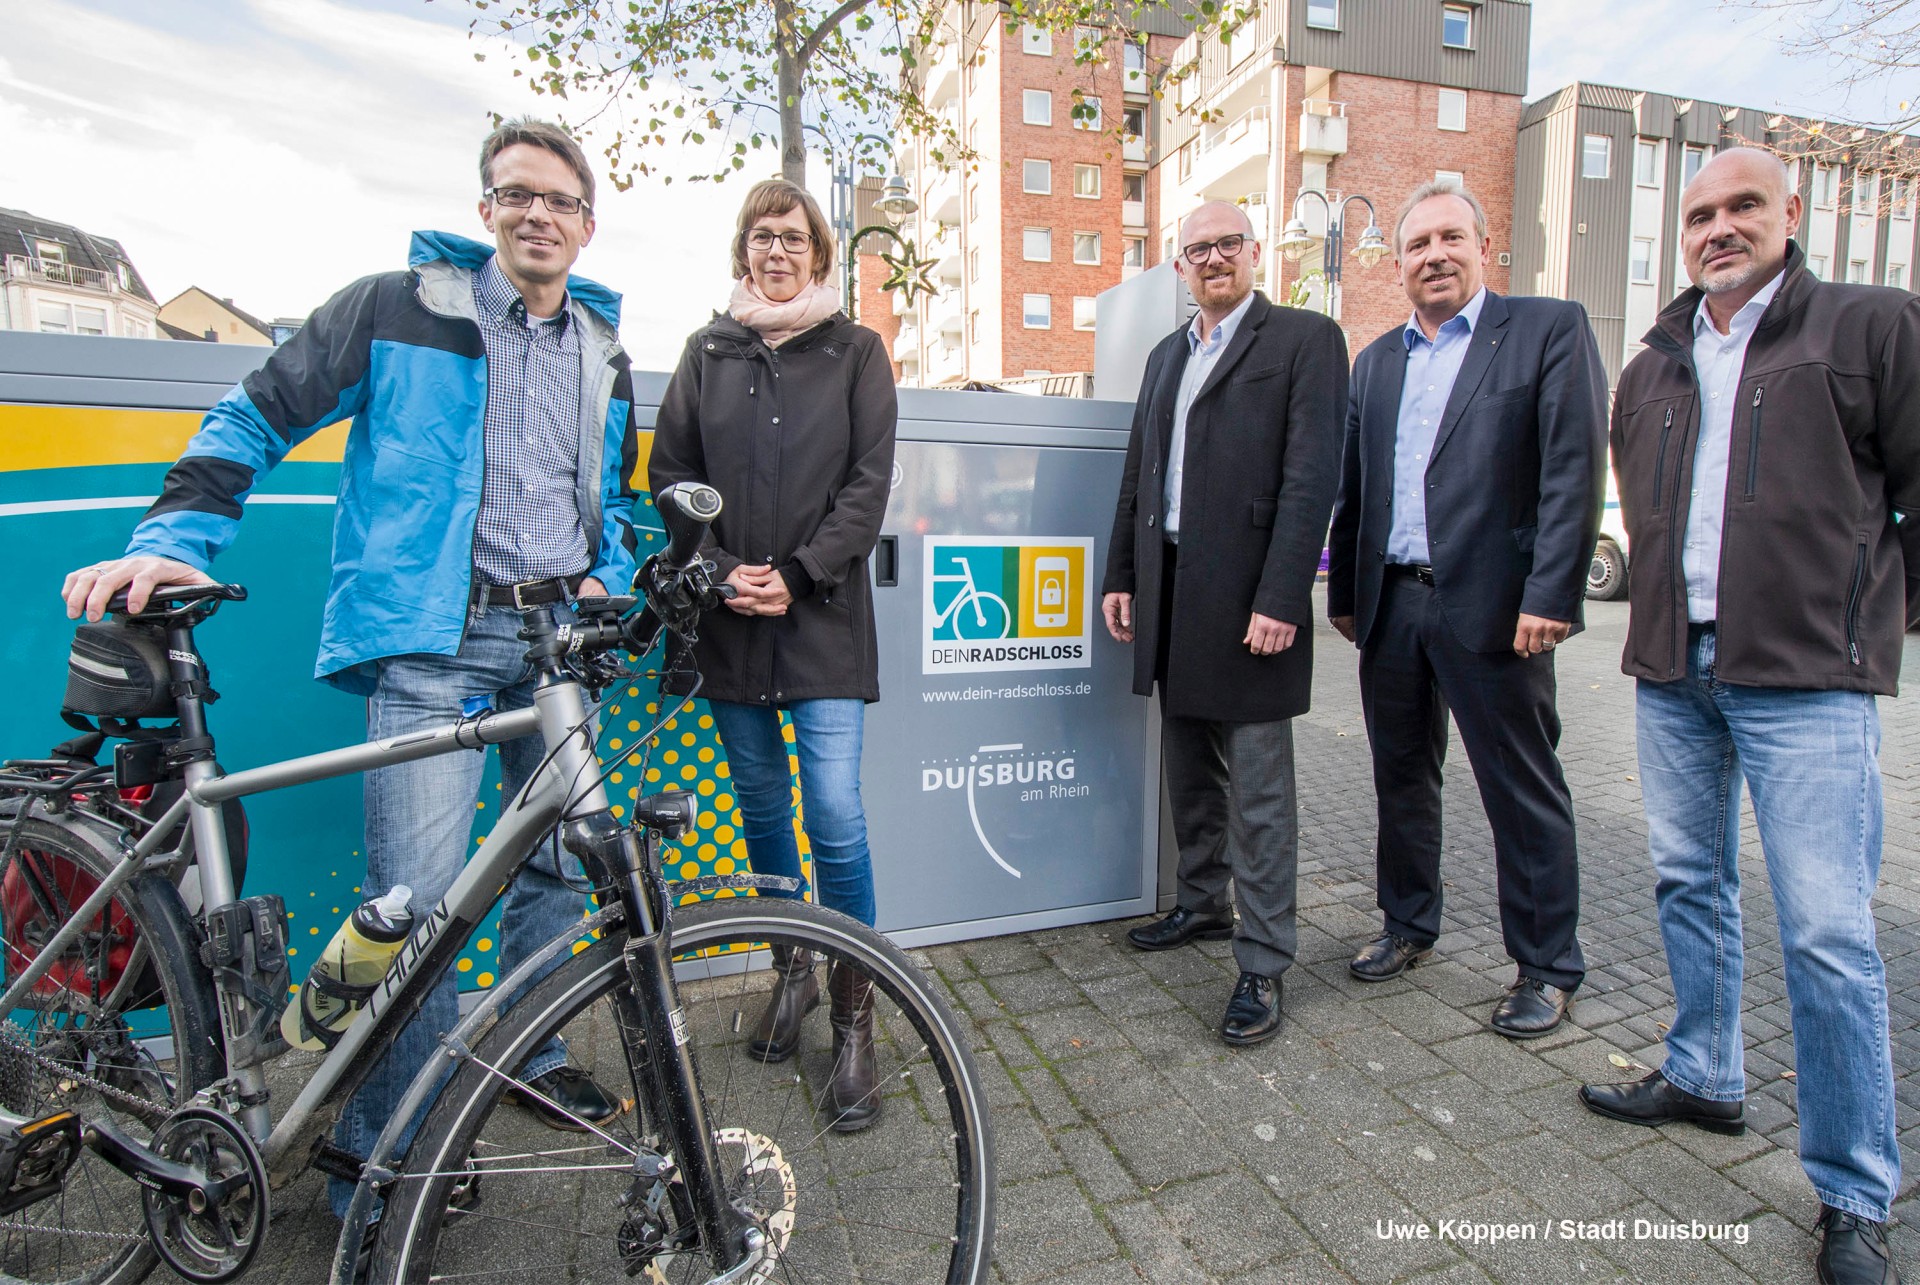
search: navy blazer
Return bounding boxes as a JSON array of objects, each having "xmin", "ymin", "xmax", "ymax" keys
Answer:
[{"xmin": 1326, "ymin": 291, "xmax": 1608, "ymax": 654}]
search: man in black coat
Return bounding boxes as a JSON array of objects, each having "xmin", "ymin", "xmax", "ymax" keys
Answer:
[
  {"xmin": 1103, "ymin": 200, "xmax": 1348, "ymax": 1047},
  {"xmin": 1326, "ymin": 179, "xmax": 1606, "ymax": 1038}
]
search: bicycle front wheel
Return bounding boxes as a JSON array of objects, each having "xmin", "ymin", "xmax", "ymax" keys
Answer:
[{"xmin": 374, "ymin": 897, "xmax": 995, "ymax": 1284}]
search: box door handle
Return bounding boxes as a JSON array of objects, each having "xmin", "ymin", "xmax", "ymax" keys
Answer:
[{"xmin": 875, "ymin": 534, "xmax": 899, "ymax": 587}]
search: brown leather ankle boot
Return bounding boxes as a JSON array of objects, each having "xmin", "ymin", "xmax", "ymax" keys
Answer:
[
  {"xmin": 747, "ymin": 946, "xmax": 818, "ymax": 1063},
  {"xmin": 825, "ymin": 962, "xmax": 881, "ymax": 1132}
]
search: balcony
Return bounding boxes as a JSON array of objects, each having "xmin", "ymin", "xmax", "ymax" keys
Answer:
[
  {"xmin": 1299, "ymin": 99, "xmax": 1348, "ymax": 157},
  {"xmin": 1122, "ymin": 199, "xmax": 1146, "ymax": 229},
  {"xmin": 930, "ymin": 290, "xmax": 965, "ymax": 341},
  {"xmin": 5, "ymin": 255, "xmax": 115, "ymax": 293},
  {"xmin": 923, "ymin": 45, "xmax": 960, "ymax": 109},
  {"xmin": 1190, "ymin": 105, "xmax": 1269, "ymax": 202},
  {"xmin": 893, "ymin": 319, "xmax": 920, "ymax": 362},
  {"xmin": 1124, "ymin": 132, "xmax": 1147, "ymax": 164}
]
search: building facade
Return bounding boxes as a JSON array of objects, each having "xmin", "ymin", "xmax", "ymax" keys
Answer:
[
  {"xmin": 0, "ymin": 208, "xmax": 159, "ymax": 339},
  {"xmin": 1514, "ymin": 82, "xmax": 1920, "ymax": 385},
  {"xmin": 1151, "ymin": 0, "xmax": 1529, "ymax": 352},
  {"xmin": 158, "ymin": 286, "xmax": 276, "ymax": 345}
]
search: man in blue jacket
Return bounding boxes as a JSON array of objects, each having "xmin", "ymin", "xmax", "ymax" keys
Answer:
[{"xmin": 62, "ymin": 119, "xmax": 640, "ymax": 1211}]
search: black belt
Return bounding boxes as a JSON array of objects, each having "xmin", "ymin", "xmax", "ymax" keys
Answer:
[
  {"xmin": 1384, "ymin": 562, "xmax": 1436, "ymax": 586},
  {"xmin": 473, "ymin": 573, "xmax": 587, "ymax": 609}
]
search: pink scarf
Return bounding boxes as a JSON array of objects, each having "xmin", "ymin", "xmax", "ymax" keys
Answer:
[{"xmin": 728, "ymin": 277, "xmax": 843, "ymax": 348}]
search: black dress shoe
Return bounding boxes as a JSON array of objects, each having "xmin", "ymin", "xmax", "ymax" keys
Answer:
[
  {"xmin": 1349, "ymin": 933, "xmax": 1434, "ymax": 982},
  {"xmin": 505, "ymin": 1065, "xmax": 625, "ymax": 1132},
  {"xmin": 1220, "ymin": 972, "xmax": 1282, "ymax": 1047},
  {"xmin": 1127, "ymin": 905, "xmax": 1234, "ymax": 952},
  {"xmin": 1488, "ymin": 975, "xmax": 1573, "ymax": 1039},
  {"xmin": 1817, "ymin": 1205, "xmax": 1900, "ymax": 1285},
  {"xmin": 1577, "ymin": 1068, "xmax": 1745, "ymax": 1135}
]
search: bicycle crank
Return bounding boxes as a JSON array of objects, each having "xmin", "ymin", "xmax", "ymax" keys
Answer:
[{"xmin": 137, "ymin": 1106, "xmax": 268, "ymax": 1283}]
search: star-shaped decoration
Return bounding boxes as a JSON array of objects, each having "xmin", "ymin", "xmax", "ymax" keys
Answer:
[{"xmin": 879, "ymin": 243, "xmax": 940, "ymax": 305}]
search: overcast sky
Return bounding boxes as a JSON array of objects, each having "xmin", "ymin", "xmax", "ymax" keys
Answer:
[{"xmin": 3, "ymin": 0, "xmax": 1907, "ymax": 370}]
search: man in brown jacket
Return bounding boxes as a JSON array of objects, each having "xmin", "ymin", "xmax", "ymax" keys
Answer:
[{"xmin": 1579, "ymin": 147, "xmax": 1920, "ymax": 1285}]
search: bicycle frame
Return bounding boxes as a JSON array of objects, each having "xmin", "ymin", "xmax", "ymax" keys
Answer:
[{"xmin": 2, "ymin": 596, "xmax": 763, "ymax": 1280}]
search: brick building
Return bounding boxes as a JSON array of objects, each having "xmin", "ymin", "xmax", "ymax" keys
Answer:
[{"xmin": 1151, "ymin": 0, "xmax": 1529, "ymax": 356}]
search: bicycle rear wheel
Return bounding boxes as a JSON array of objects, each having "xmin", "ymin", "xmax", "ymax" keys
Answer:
[
  {"xmin": 374, "ymin": 897, "xmax": 994, "ymax": 1284},
  {"xmin": 0, "ymin": 813, "xmax": 223, "ymax": 1285}
]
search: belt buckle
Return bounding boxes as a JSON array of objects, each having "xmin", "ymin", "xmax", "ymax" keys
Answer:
[{"xmin": 509, "ymin": 579, "xmax": 546, "ymax": 611}]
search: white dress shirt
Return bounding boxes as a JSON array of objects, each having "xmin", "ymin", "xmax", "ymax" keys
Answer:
[
  {"xmin": 1684, "ymin": 268, "xmax": 1785, "ymax": 622},
  {"xmin": 1388, "ymin": 287, "xmax": 1487, "ymax": 563},
  {"xmin": 1164, "ymin": 291, "xmax": 1256, "ymax": 541}
]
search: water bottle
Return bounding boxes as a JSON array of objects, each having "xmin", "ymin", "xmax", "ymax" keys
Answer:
[{"xmin": 280, "ymin": 885, "xmax": 414, "ymax": 1051}]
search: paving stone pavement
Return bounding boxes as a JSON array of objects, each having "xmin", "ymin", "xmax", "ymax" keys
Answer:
[{"xmin": 151, "ymin": 594, "xmax": 1920, "ymax": 1283}]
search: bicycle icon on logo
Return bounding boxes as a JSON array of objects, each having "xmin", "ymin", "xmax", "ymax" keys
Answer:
[{"xmin": 931, "ymin": 551, "xmax": 1012, "ymax": 641}]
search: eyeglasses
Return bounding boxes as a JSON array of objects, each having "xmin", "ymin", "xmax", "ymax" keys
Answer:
[
  {"xmin": 746, "ymin": 229, "xmax": 816, "ymax": 253},
  {"xmin": 486, "ymin": 187, "xmax": 590, "ymax": 217},
  {"xmin": 1182, "ymin": 234, "xmax": 1247, "ymax": 265}
]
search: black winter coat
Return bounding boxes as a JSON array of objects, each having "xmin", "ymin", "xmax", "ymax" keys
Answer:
[
  {"xmin": 650, "ymin": 312, "xmax": 898, "ymax": 705},
  {"xmin": 1102, "ymin": 292, "xmax": 1348, "ymax": 723}
]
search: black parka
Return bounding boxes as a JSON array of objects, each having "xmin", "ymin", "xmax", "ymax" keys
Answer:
[{"xmin": 650, "ymin": 312, "xmax": 898, "ymax": 705}]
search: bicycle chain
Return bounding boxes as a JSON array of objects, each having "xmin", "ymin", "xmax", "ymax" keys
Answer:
[
  {"xmin": 0, "ymin": 1025, "xmax": 171, "ymax": 1124},
  {"xmin": 0, "ymin": 1220, "xmax": 143, "ymax": 1243}
]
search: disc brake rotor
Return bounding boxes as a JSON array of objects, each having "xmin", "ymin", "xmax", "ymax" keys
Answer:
[{"xmin": 638, "ymin": 1127, "xmax": 794, "ymax": 1285}]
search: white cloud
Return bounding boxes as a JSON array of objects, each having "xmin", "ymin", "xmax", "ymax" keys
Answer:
[{"xmin": 1, "ymin": 0, "xmax": 784, "ymax": 369}]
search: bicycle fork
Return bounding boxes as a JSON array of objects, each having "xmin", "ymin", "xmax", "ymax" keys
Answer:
[{"xmin": 564, "ymin": 810, "xmax": 762, "ymax": 1278}]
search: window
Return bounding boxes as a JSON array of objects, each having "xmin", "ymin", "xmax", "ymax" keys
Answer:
[
  {"xmin": 1023, "ymin": 294, "xmax": 1052, "ymax": 328},
  {"xmin": 1442, "ymin": 4, "xmax": 1472, "ymax": 48},
  {"xmin": 1810, "ymin": 255, "xmax": 1829, "ymax": 280},
  {"xmin": 1122, "ymin": 104, "xmax": 1145, "ymax": 138},
  {"xmin": 1893, "ymin": 177, "xmax": 1912, "ymax": 217},
  {"xmin": 1582, "ymin": 134, "xmax": 1611, "ymax": 179},
  {"xmin": 73, "ymin": 305, "xmax": 107, "ymax": 336},
  {"xmin": 1635, "ymin": 140, "xmax": 1660, "ymax": 187},
  {"xmin": 1630, "ymin": 238, "xmax": 1655, "ymax": 284},
  {"xmin": 1073, "ymin": 97, "xmax": 1102, "ymax": 130},
  {"xmin": 1074, "ymin": 163, "xmax": 1101, "ymax": 198},
  {"xmin": 1887, "ymin": 263, "xmax": 1909, "ymax": 290},
  {"xmin": 1024, "ymin": 227, "xmax": 1052, "ymax": 261},
  {"xmin": 1022, "ymin": 24, "xmax": 1051, "ymax": 56},
  {"xmin": 1124, "ymin": 172, "xmax": 1146, "ymax": 202},
  {"xmin": 1123, "ymin": 41, "xmax": 1145, "ymax": 74},
  {"xmin": 1123, "ymin": 237, "xmax": 1145, "ymax": 267},
  {"xmin": 1023, "ymin": 90, "xmax": 1051, "ymax": 126},
  {"xmin": 1074, "ymin": 231, "xmax": 1102, "ymax": 264},
  {"xmin": 1074, "ymin": 25, "xmax": 1102, "ymax": 59},
  {"xmin": 1854, "ymin": 172, "xmax": 1878, "ymax": 211},
  {"xmin": 1073, "ymin": 296, "xmax": 1097, "ymax": 330},
  {"xmin": 1178, "ymin": 141, "xmax": 1192, "ymax": 181},
  {"xmin": 1438, "ymin": 89, "xmax": 1467, "ymax": 133},
  {"xmin": 1306, "ymin": 0, "xmax": 1338, "ymax": 29},
  {"xmin": 34, "ymin": 240, "xmax": 65, "ymax": 268},
  {"xmin": 114, "ymin": 262, "xmax": 133, "ymax": 291},
  {"xmin": 1435, "ymin": 169, "xmax": 1465, "ymax": 186},
  {"xmin": 120, "ymin": 316, "xmax": 151, "ymax": 339},
  {"xmin": 1848, "ymin": 260, "xmax": 1868, "ymax": 284},
  {"xmin": 1023, "ymin": 159, "xmax": 1051, "ymax": 194},
  {"xmin": 36, "ymin": 301, "xmax": 71, "ymax": 332},
  {"xmin": 1813, "ymin": 164, "xmax": 1837, "ymax": 207},
  {"xmin": 1681, "ymin": 144, "xmax": 1712, "ymax": 189},
  {"xmin": 968, "ymin": 185, "xmax": 979, "ymax": 222},
  {"xmin": 968, "ymin": 309, "xmax": 980, "ymax": 344},
  {"xmin": 969, "ymin": 247, "xmax": 981, "ymax": 283}
]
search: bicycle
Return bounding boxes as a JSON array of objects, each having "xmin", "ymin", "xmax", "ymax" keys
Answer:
[
  {"xmin": 928, "ymin": 553, "xmax": 1011, "ymax": 642},
  {"xmin": 0, "ymin": 482, "xmax": 995, "ymax": 1285}
]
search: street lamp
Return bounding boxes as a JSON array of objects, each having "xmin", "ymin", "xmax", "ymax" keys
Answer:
[
  {"xmin": 821, "ymin": 136, "xmax": 937, "ymax": 321},
  {"xmin": 1277, "ymin": 189, "xmax": 1388, "ymax": 316}
]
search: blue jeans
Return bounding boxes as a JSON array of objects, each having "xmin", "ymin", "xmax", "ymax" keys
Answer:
[
  {"xmin": 707, "ymin": 699, "xmax": 876, "ymax": 927},
  {"xmin": 1636, "ymin": 626, "xmax": 1898, "ymax": 1221},
  {"xmin": 331, "ymin": 603, "xmax": 588, "ymax": 1215}
]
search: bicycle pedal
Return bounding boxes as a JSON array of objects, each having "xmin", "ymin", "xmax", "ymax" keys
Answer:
[{"xmin": 0, "ymin": 1110, "xmax": 82, "ymax": 1215}]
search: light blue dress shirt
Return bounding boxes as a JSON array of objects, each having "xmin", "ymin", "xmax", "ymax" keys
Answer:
[
  {"xmin": 1684, "ymin": 268, "xmax": 1785, "ymax": 622},
  {"xmin": 1164, "ymin": 290, "xmax": 1256, "ymax": 541},
  {"xmin": 1387, "ymin": 287, "xmax": 1488, "ymax": 564}
]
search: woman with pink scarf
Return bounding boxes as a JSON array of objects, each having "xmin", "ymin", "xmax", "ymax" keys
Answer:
[{"xmin": 651, "ymin": 178, "xmax": 898, "ymax": 1131}]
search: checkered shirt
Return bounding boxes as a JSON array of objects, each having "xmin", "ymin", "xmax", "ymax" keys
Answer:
[{"xmin": 470, "ymin": 255, "xmax": 589, "ymax": 586}]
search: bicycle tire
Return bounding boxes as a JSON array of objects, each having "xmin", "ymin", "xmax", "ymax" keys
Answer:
[
  {"xmin": 373, "ymin": 897, "xmax": 995, "ymax": 1284},
  {"xmin": 0, "ymin": 814, "xmax": 223, "ymax": 1285}
]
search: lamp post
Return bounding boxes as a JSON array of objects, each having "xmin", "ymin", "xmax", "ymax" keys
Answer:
[
  {"xmin": 1275, "ymin": 190, "xmax": 1390, "ymax": 317},
  {"xmin": 819, "ymin": 134, "xmax": 935, "ymax": 321}
]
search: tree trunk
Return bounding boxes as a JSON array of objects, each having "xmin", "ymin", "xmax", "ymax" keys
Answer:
[{"xmin": 774, "ymin": 0, "xmax": 806, "ymax": 184}]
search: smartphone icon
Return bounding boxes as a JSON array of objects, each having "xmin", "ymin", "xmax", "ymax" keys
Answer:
[{"xmin": 1034, "ymin": 557, "xmax": 1071, "ymax": 629}]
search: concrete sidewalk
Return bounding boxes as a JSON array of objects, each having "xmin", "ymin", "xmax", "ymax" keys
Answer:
[{"xmin": 162, "ymin": 594, "xmax": 1920, "ymax": 1282}]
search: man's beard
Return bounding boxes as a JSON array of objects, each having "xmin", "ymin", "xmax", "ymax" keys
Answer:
[{"xmin": 1698, "ymin": 241, "xmax": 1759, "ymax": 294}]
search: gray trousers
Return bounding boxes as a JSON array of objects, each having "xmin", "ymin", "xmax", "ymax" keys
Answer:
[{"xmin": 1160, "ymin": 701, "xmax": 1299, "ymax": 979}]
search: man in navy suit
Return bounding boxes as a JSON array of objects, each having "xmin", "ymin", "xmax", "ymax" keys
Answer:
[{"xmin": 1327, "ymin": 178, "xmax": 1606, "ymax": 1038}]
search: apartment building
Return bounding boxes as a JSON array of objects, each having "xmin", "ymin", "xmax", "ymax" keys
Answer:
[
  {"xmin": 1514, "ymin": 82, "xmax": 1920, "ymax": 384},
  {"xmin": 868, "ymin": 2, "xmax": 1181, "ymax": 386},
  {"xmin": 0, "ymin": 208, "xmax": 160, "ymax": 338},
  {"xmin": 1152, "ymin": 0, "xmax": 1530, "ymax": 352}
]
